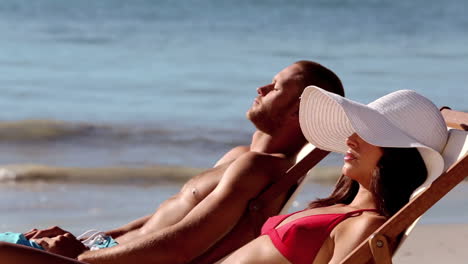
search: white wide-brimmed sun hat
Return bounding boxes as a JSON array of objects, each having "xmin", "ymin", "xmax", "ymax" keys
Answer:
[{"xmin": 299, "ymin": 86, "xmax": 449, "ymax": 196}]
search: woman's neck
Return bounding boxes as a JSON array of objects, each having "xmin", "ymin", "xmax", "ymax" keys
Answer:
[{"xmin": 348, "ymin": 184, "xmax": 378, "ymax": 210}]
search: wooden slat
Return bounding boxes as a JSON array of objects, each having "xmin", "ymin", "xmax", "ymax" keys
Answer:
[
  {"xmin": 441, "ymin": 107, "xmax": 468, "ymax": 130},
  {"xmin": 368, "ymin": 234, "xmax": 393, "ymax": 264}
]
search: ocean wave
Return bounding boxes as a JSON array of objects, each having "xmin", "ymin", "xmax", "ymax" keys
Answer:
[
  {"xmin": 0, "ymin": 120, "xmax": 95, "ymax": 141},
  {"xmin": 0, "ymin": 164, "xmax": 205, "ymax": 184},
  {"xmin": 0, "ymin": 119, "xmax": 248, "ymax": 146},
  {"xmin": 0, "ymin": 119, "xmax": 251, "ymax": 168}
]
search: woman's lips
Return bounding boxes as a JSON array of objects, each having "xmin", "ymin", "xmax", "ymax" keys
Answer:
[{"xmin": 344, "ymin": 151, "xmax": 356, "ymax": 161}]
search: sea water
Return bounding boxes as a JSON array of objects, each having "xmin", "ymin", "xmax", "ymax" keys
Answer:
[{"xmin": 0, "ymin": 0, "xmax": 467, "ymax": 169}]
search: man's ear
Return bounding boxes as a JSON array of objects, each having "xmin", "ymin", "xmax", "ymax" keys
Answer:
[
  {"xmin": 289, "ymin": 101, "xmax": 300, "ymax": 119},
  {"xmin": 291, "ymin": 108, "xmax": 299, "ymax": 119}
]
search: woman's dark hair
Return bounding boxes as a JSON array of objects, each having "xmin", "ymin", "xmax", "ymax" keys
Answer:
[{"xmin": 308, "ymin": 147, "xmax": 427, "ymax": 217}]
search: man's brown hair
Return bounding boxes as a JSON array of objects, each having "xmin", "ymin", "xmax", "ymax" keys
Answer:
[{"xmin": 294, "ymin": 60, "xmax": 345, "ymax": 97}]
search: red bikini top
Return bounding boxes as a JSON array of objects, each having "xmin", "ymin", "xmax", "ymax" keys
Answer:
[{"xmin": 261, "ymin": 208, "xmax": 379, "ymax": 264}]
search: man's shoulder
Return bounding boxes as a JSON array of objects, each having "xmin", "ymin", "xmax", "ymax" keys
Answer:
[
  {"xmin": 214, "ymin": 145, "xmax": 251, "ymax": 167},
  {"xmin": 223, "ymin": 150, "xmax": 292, "ymax": 183},
  {"xmin": 216, "ymin": 150, "xmax": 290, "ymax": 195}
]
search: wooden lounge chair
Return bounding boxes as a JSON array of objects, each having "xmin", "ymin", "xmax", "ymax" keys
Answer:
[
  {"xmin": 192, "ymin": 144, "xmax": 329, "ymax": 264},
  {"xmin": 340, "ymin": 107, "xmax": 468, "ymax": 264}
]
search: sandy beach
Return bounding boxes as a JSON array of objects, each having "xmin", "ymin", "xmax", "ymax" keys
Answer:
[{"xmin": 394, "ymin": 223, "xmax": 468, "ymax": 264}]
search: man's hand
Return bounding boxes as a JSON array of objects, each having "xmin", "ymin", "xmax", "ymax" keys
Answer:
[
  {"xmin": 24, "ymin": 226, "xmax": 69, "ymax": 239},
  {"xmin": 33, "ymin": 233, "xmax": 87, "ymax": 259},
  {"xmin": 23, "ymin": 228, "xmax": 39, "ymax": 239}
]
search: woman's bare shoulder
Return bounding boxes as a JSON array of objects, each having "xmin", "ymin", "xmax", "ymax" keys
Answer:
[
  {"xmin": 337, "ymin": 211, "xmax": 387, "ymax": 236},
  {"xmin": 327, "ymin": 212, "xmax": 387, "ymax": 264}
]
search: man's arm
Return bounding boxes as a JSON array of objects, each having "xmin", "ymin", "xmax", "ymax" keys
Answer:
[
  {"xmin": 104, "ymin": 214, "xmax": 153, "ymax": 238},
  {"xmin": 0, "ymin": 242, "xmax": 85, "ymax": 264},
  {"xmin": 78, "ymin": 152, "xmax": 287, "ymax": 264}
]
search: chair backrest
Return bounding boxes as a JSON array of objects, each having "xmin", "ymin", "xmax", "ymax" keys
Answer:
[
  {"xmin": 340, "ymin": 108, "xmax": 468, "ymax": 264},
  {"xmin": 279, "ymin": 143, "xmax": 317, "ymax": 214}
]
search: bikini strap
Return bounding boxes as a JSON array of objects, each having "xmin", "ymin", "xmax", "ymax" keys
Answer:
[
  {"xmin": 325, "ymin": 208, "xmax": 381, "ymax": 236},
  {"xmin": 344, "ymin": 208, "xmax": 380, "ymax": 217}
]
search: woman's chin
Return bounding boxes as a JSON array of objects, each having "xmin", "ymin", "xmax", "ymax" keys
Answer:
[
  {"xmin": 341, "ymin": 164, "xmax": 351, "ymax": 176},
  {"xmin": 342, "ymin": 165, "xmax": 358, "ymax": 180}
]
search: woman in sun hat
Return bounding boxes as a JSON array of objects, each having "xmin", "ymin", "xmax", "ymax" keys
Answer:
[{"xmin": 218, "ymin": 86, "xmax": 448, "ymax": 264}]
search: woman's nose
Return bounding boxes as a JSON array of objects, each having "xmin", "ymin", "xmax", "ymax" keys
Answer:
[{"xmin": 346, "ymin": 133, "xmax": 359, "ymax": 149}]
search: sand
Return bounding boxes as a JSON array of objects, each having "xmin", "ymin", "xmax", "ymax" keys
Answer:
[{"xmin": 393, "ymin": 223, "xmax": 468, "ymax": 264}]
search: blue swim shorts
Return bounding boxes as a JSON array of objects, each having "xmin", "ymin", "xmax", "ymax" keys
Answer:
[{"xmin": 0, "ymin": 232, "xmax": 44, "ymax": 250}]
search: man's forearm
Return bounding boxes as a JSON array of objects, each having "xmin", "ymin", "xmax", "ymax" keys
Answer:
[
  {"xmin": 104, "ymin": 214, "xmax": 152, "ymax": 238},
  {"xmin": 78, "ymin": 219, "xmax": 232, "ymax": 264},
  {"xmin": 78, "ymin": 246, "xmax": 126, "ymax": 264},
  {"xmin": 77, "ymin": 192, "xmax": 248, "ymax": 264},
  {"xmin": 78, "ymin": 227, "xmax": 194, "ymax": 264}
]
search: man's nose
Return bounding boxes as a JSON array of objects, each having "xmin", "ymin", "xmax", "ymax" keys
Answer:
[{"xmin": 257, "ymin": 84, "xmax": 272, "ymax": 96}]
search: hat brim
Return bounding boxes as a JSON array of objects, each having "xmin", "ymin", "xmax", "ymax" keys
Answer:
[{"xmin": 299, "ymin": 86, "xmax": 445, "ymax": 197}]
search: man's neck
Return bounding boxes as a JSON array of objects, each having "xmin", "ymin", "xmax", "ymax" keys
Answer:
[{"xmin": 249, "ymin": 130, "xmax": 305, "ymax": 158}]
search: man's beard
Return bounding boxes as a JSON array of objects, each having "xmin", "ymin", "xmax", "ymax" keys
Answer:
[{"xmin": 246, "ymin": 108, "xmax": 281, "ymax": 134}]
